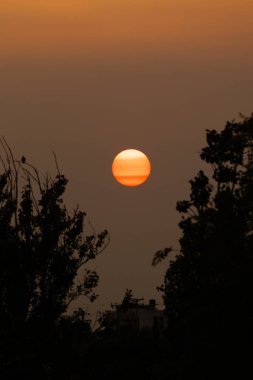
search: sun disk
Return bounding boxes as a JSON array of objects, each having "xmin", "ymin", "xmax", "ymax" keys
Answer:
[{"xmin": 112, "ymin": 149, "xmax": 151, "ymax": 187}]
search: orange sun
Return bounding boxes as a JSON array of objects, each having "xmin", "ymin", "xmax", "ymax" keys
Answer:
[{"xmin": 112, "ymin": 149, "xmax": 151, "ymax": 187}]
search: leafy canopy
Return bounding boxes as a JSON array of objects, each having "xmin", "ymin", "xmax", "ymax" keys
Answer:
[
  {"xmin": 153, "ymin": 113, "xmax": 253, "ymax": 376},
  {"xmin": 155, "ymin": 114, "xmax": 253, "ymax": 318},
  {"xmin": 0, "ymin": 138, "xmax": 109, "ymax": 329}
]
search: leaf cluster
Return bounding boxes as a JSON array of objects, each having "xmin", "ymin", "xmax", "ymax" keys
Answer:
[
  {"xmin": 0, "ymin": 139, "xmax": 110, "ymax": 331},
  {"xmin": 155, "ymin": 114, "xmax": 253, "ymax": 376}
]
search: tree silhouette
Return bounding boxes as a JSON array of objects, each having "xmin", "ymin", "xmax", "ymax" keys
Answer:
[
  {"xmin": 0, "ymin": 138, "xmax": 109, "ymax": 378},
  {"xmin": 155, "ymin": 114, "xmax": 253, "ymax": 378}
]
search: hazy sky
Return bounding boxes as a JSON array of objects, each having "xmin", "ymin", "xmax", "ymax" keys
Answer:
[{"xmin": 1, "ymin": 0, "xmax": 253, "ymax": 316}]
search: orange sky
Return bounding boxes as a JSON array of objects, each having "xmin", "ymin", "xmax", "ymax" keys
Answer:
[
  {"xmin": 1, "ymin": 0, "xmax": 253, "ymax": 312},
  {"xmin": 1, "ymin": 0, "xmax": 253, "ymax": 60}
]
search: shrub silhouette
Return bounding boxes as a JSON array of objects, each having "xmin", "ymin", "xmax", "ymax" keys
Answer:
[
  {"xmin": 155, "ymin": 114, "xmax": 253, "ymax": 378},
  {"xmin": 0, "ymin": 138, "xmax": 109, "ymax": 378}
]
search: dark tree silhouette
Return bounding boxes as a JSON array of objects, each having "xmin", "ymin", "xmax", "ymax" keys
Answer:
[
  {"xmin": 0, "ymin": 138, "xmax": 109, "ymax": 378},
  {"xmin": 115, "ymin": 288, "xmax": 143, "ymax": 311},
  {"xmin": 155, "ymin": 114, "xmax": 253, "ymax": 378}
]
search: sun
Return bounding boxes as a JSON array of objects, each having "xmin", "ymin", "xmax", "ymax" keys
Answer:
[{"xmin": 112, "ymin": 149, "xmax": 151, "ymax": 187}]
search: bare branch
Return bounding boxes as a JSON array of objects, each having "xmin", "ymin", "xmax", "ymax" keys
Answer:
[
  {"xmin": 23, "ymin": 162, "xmax": 43, "ymax": 193},
  {"xmin": 1, "ymin": 137, "xmax": 19, "ymax": 225},
  {"xmin": 52, "ymin": 151, "xmax": 61, "ymax": 176},
  {"xmin": 0, "ymin": 152, "xmax": 7, "ymax": 172}
]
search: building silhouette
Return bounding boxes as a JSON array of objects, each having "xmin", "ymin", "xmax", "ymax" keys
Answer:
[{"xmin": 104, "ymin": 299, "xmax": 167, "ymax": 333}]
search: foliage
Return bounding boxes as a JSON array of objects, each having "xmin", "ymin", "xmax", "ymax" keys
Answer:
[
  {"xmin": 97, "ymin": 289, "xmax": 143, "ymax": 333},
  {"xmin": 156, "ymin": 114, "xmax": 253, "ymax": 377},
  {"xmin": 0, "ymin": 138, "xmax": 109, "ymax": 378},
  {"xmin": 152, "ymin": 247, "xmax": 173, "ymax": 267},
  {"xmin": 115, "ymin": 288, "xmax": 143, "ymax": 311}
]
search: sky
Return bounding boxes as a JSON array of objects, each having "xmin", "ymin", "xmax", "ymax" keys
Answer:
[{"xmin": 1, "ymin": 0, "xmax": 253, "ymax": 316}]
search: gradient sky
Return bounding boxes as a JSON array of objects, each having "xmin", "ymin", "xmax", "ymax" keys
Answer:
[{"xmin": 1, "ymin": 0, "xmax": 253, "ymax": 316}]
